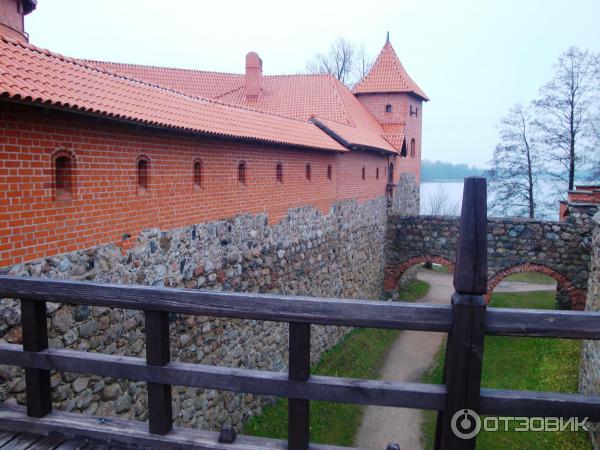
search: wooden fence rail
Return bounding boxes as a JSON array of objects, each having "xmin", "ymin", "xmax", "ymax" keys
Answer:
[{"xmin": 0, "ymin": 177, "xmax": 599, "ymax": 450}]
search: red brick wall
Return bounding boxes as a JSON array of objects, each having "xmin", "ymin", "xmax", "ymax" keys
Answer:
[
  {"xmin": 355, "ymin": 93, "xmax": 423, "ymax": 184},
  {"xmin": 0, "ymin": 103, "xmax": 393, "ymax": 267},
  {"xmin": 0, "ymin": 0, "xmax": 25, "ymax": 40}
]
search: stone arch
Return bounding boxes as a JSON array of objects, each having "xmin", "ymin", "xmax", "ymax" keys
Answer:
[
  {"xmin": 384, "ymin": 255, "xmax": 455, "ymax": 292},
  {"xmin": 486, "ymin": 263, "xmax": 586, "ymax": 310}
]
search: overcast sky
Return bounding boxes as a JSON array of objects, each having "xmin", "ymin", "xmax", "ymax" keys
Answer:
[{"xmin": 25, "ymin": 0, "xmax": 600, "ymax": 168}]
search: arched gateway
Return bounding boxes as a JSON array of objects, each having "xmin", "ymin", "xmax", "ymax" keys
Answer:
[{"xmin": 385, "ymin": 211, "xmax": 596, "ymax": 310}]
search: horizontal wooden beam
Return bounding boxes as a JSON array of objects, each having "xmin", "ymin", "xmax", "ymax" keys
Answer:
[
  {"xmin": 0, "ymin": 403, "xmax": 348, "ymax": 450},
  {"xmin": 485, "ymin": 307, "xmax": 600, "ymax": 339},
  {"xmin": 481, "ymin": 388, "xmax": 600, "ymax": 421},
  {"xmin": 0, "ymin": 344, "xmax": 446, "ymax": 410},
  {"xmin": 0, "ymin": 275, "xmax": 453, "ymax": 332}
]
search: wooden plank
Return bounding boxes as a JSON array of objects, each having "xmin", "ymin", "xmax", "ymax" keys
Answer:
[
  {"xmin": 0, "ymin": 344, "xmax": 446, "ymax": 410},
  {"xmin": 439, "ymin": 293, "xmax": 486, "ymax": 450},
  {"xmin": 481, "ymin": 388, "xmax": 600, "ymax": 420},
  {"xmin": 486, "ymin": 307, "xmax": 600, "ymax": 339},
  {"xmin": 145, "ymin": 311, "xmax": 172, "ymax": 435},
  {"xmin": 21, "ymin": 299, "xmax": 51, "ymax": 418},
  {"xmin": 288, "ymin": 323, "xmax": 310, "ymax": 450},
  {"xmin": 0, "ymin": 432, "xmax": 17, "ymax": 447},
  {"xmin": 52, "ymin": 440, "xmax": 89, "ymax": 450},
  {"xmin": 0, "ymin": 404, "xmax": 349, "ymax": 450},
  {"xmin": 27, "ymin": 436, "xmax": 66, "ymax": 450},
  {"xmin": 1, "ymin": 433, "xmax": 42, "ymax": 449},
  {"xmin": 0, "ymin": 276, "xmax": 453, "ymax": 332},
  {"xmin": 453, "ymin": 177, "xmax": 487, "ymax": 295}
]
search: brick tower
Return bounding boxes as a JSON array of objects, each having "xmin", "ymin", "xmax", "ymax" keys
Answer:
[
  {"xmin": 353, "ymin": 36, "xmax": 428, "ymax": 184},
  {"xmin": 0, "ymin": 0, "xmax": 36, "ymax": 41}
]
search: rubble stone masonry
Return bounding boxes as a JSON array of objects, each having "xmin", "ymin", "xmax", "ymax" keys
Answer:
[
  {"xmin": 580, "ymin": 211, "xmax": 600, "ymax": 447},
  {"xmin": 0, "ymin": 188, "xmax": 419, "ymax": 431}
]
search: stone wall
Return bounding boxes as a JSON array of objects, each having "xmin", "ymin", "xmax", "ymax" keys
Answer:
[
  {"xmin": 580, "ymin": 212, "xmax": 600, "ymax": 447},
  {"xmin": 385, "ymin": 206, "xmax": 597, "ymax": 309},
  {"xmin": 0, "ymin": 194, "xmax": 395, "ymax": 432}
]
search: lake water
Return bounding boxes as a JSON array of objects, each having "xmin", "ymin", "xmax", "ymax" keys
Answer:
[{"xmin": 420, "ymin": 181, "xmax": 560, "ymax": 220}]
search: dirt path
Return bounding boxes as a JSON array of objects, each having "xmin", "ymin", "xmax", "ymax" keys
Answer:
[
  {"xmin": 354, "ymin": 270, "xmax": 452, "ymax": 450},
  {"xmin": 353, "ymin": 271, "xmax": 558, "ymax": 449}
]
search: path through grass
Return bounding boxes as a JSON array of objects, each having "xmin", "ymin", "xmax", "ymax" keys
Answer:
[
  {"xmin": 420, "ymin": 290, "xmax": 591, "ymax": 450},
  {"xmin": 244, "ymin": 278, "xmax": 431, "ymax": 445}
]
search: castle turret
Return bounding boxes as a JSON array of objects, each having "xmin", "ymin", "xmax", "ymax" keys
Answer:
[
  {"xmin": 353, "ymin": 36, "xmax": 428, "ymax": 184},
  {"xmin": 0, "ymin": 0, "xmax": 36, "ymax": 41}
]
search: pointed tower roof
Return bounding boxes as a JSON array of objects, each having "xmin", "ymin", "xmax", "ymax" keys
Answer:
[{"xmin": 353, "ymin": 40, "xmax": 429, "ymax": 101}]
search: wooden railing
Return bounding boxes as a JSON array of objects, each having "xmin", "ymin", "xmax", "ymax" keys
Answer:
[{"xmin": 0, "ymin": 177, "xmax": 599, "ymax": 450}]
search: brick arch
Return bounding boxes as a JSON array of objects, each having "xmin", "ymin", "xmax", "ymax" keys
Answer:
[
  {"xmin": 384, "ymin": 255, "xmax": 455, "ymax": 291},
  {"xmin": 486, "ymin": 263, "xmax": 586, "ymax": 310}
]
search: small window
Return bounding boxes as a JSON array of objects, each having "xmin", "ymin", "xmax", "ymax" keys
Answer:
[
  {"xmin": 137, "ymin": 157, "xmax": 150, "ymax": 191},
  {"xmin": 327, "ymin": 165, "xmax": 332, "ymax": 180},
  {"xmin": 193, "ymin": 160, "xmax": 202, "ymax": 187},
  {"xmin": 305, "ymin": 164, "xmax": 311, "ymax": 181},
  {"xmin": 238, "ymin": 161, "xmax": 247, "ymax": 184},
  {"xmin": 388, "ymin": 163, "xmax": 394, "ymax": 183},
  {"xmin": 276, "ymin": 162, "xmax": 283, "ymax": 183},
  {"xmin": 376, "ymin": 167, "xmax": 380, "ymax": 180},
  {"xmin": 55, "ymin": 155, "xmax": 74, "ymax": 200},
  {"xmin": 362, "ymin": 167, "xmax": 366, "ymax": 180},
  {"xmin": 385, "ymin": 104, "xmax": 392, "ymax": 113},
  {"xmin": 410, "ymin": 139, "xmax": 416, "ymax": 158}
]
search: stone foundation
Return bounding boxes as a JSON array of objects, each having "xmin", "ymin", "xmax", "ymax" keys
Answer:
[
  {"xmin": 580, "ymin": 212, "xmax": 600, "ymax": 446},
  {"xmin": 0, "ymin": 193, "xmax": 403, "ymax": 432}
]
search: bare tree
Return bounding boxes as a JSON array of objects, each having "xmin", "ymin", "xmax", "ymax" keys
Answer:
[
  {"xmin": 306, "ymin": 38, "xmax": 373, "ymax": 87},
  {"xmin": 533, "ymin": 47, "xmax": 598, "ymax": 194},
  {"xmin": 426, "ymin": 184, "xmax": 458, "ymax": 216},
  {"xmin": 486, "ymin": 104, "xmax": 544, "ymax": 218}
]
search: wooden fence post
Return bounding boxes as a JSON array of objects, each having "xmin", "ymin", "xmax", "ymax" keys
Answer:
[
  {"xmin": 145, "ymin": 310, "xmax": 172, "ymax": 435},
  {"xmin": 436, "ymin": 177, "xmax": 488, "ymax": 450},
  {"xmin": 288, "ymin": 322, "xmax": 310, "ymax": 450},
  {"xmin": 21, "ymin": 299, "xmax": 52, "ymax": 417}
]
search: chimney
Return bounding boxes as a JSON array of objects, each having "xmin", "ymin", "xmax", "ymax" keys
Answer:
[
  {"xmin": 245, "ymin": 52, "xmax": 263, "ymax": 100},
  {"xmin": 0, "ymin": 0, "xmax": 36, "ymax": 42}
]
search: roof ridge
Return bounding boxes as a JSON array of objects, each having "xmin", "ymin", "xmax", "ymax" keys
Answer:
[
  {"xmin": 86, "ymin": 59, "xmax": 337, "ymax": 80},
  {"xmin": 84, "ymin": 59, "xmax": 245, "ymax": 77},
  {"xmin": 0, "ymin": 35, "xmax": 318, "ymax": 125}
]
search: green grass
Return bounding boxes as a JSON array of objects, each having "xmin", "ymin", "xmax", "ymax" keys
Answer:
[
  {"xmin": 503, "ymin": 272, "xmax": 556, "ymax": 284},
  {"xmin": 421, "ymin": 290, "xmax": 591, "ymax": 450},
  {"xmin": 397, "ymin": 279, "xmax": 430, "ymax": 301},
  {"xmin": 243, "ymin": 327, "xmax": 399, "ymax": 446}
]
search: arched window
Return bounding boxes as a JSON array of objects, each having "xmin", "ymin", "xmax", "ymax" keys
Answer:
[
  {"xmin": 376, "ymin": 167, "xmax": 380, "ymax": 180},
  {"xmin": 137, "ymin": 157, "xmax": 150, "ymax": 191},
  {"xmin": 362, "ymin": 167, "xmax": 366, "ymax": 180},
  {"xmin": 327, "ymin": 165, "xmax": 332, "ymax": 180},
  {"xmin": 238, "ymin": 161, "xmax": 247, "ymax": 184},
  {"xmin": 388, "ymin": 162, "xmax": 394, "ymax": 183},
  {"xmin": 410, "ymin": 139, "xmax": 416, "ymax": 158},
  {"xmin": 276, "ymin": 162, "xmax": 283, "ymax": 183},
  {"xmin": 55, "ymin": 155, "xmax": 74, "ymax": 200},
  {"xmin": 193, "ymin": 160, "xmax": 202, "ymax": 188},
  {"xmin": 305, "ymin": 164, "xmax": 311, "ymax": 181},
  {"xmin": 385, "ymin": 104, "xmax": 392, "ymax": 113}
]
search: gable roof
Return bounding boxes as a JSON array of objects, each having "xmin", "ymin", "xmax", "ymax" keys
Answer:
[
  {"xmin": 0, "ymin": 34, "xmax": 346, "ymax": 152},
  {"xmin": 353, "ymin": 41, "xmax": 429, "ymax": 100},
  {"xmin": 79, "ymin": 59, "xmax": 400, "ymax": 153}
]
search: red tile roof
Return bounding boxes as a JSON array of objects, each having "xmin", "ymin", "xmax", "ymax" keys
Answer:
[
  {"xmin": 0, "ymin": 34, "xmax": 347, "ymax": 152},
  {"xmin": 312, "ymin": 117, "xmax": 396, "ymax": 153},
  {"xmin": 85, "ymin": 60, "xmax": 245, "ymax": 99},
  {"xmin": 79, "ymin": 60, "xmax": 398, "ymax": 154},
  {"xmin": 381, "ymin": 124, "xmax": 406, "ymax": 151},
  {"xmin": 353, "ymin": 42, "xmax": 428, "ymax": 100}
]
